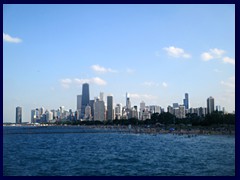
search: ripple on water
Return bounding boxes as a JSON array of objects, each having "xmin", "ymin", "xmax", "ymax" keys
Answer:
[{"xmin": 3, "ymin": 126, "xmax": 235, "ymax": 176}]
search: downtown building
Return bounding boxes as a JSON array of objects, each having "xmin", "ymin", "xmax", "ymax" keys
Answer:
[
  {"xmin": 207, "ymin": 96, "xmax": 215, "ymax": 114},
  {"xmin": 94, "ymin": 98, "xmax": 105, "ymax": 121},
  {"xmin": 16, "ymin": 106, "xmax": 22, "ymax": 124},
  {"xmin": 107, "ymin": 95, "xmax": 114, "ymax": 120},
  {"xmin": 81, "ymin": 83, "xmax": 90, "ymax": 119}
]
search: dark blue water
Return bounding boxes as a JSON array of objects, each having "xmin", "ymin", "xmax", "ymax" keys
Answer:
[{"xmin": 3, "ymin": 126, "xmax": 235, "ymax": 176}]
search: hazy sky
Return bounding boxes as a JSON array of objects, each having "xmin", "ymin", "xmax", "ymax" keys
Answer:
[{"xmin": 3, "ymin": 4, "xmax": 235, "ymax": 122}]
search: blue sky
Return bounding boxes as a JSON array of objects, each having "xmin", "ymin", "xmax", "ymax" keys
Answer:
[{"xmin": 3, "ymin": 4, "xmax": 235, "ymax": 122}]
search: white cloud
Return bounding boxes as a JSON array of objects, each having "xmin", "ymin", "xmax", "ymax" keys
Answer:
[
  {"xmin": 163, "ymin": 46, "xmax": 191, "ymax": 58},
  {"xmin": 129, "ymin": 93, "xmax": 157, "ymax": 100},
  {"xmin": 129, "ymin": 93, "xmax": 140, "ymax": 99},
  {"xmin": 209, "ymin": 48, "xmax": 225, "ymax": 57},
  {"xmin": 201, "ymin": 48, "xmax": 234, "ymax": 66},
  {"xmin": 201, "ymin": 52, "xmax": 214, "ymax": 61},
  {"xmin": 91, "ymin": 77, "xmax": 107, "ymax": 85},
  {"xmin": 3, "ymin": 33, "xmax": 22, "ymax": 43},
  {"xmin": 62, "ymin": 77, "xmax": 107, "ymax": 87},
  {"xmin": 222, "ymin": 57, "xmax": 235, "ymax": 65},
  {"xmin": 220, "ymin": 76, "xmax": 235, "ymax": 89},
  {"xmin": 91, "ymin": 65, "xmax": 117, "ymax": 73},
  {"xmin": 162, "ymin": 82, "xmax": 168, "ymax": 88},
  {"xmin": 74, "ymin": 78, "xmax": 90, "ymax": 84},
  {"xmin": 201, "ymin": 48, "xmax": 226, "ymax": 61},
  {"xmin": 60, "ymin": 78, "xmax": 72, "ymax": 89}
]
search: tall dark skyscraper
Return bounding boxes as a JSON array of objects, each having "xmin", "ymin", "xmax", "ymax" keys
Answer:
[
  {"xmin": 107, "ymin": 96, "xmax": 113, "ymax": 120},
  {"xmin": 81, "ymin": 83, "xmax": 90, "ymax": 118},
  {"xmin": 16, "ymin": 106, "xmax": 22, "ymax": 124},
  {"xmin": 207, "ymin": 96, "xmax": 214, "ymax": 114},
  {"xmin": 183, "ymin": 93, "xmax": 189, "ymax": 109}
]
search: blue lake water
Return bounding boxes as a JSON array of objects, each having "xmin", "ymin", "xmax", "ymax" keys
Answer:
[{"xmin": 3, "ymin": 126, "xmax": 235, "ymax": 176}]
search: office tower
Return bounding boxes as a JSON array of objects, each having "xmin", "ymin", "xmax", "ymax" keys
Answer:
[
  {"xmin": 167, "ymin": 106, "xmax": 174, "ymax": 115},
  {"xmin": 31, "ymin": 109, "xmax": 37, "ymax": 123},
  {"xmin": 94, "ymin": 99, "xmax": 105, "ymax": 121},
  {"xmin": 140, "ymin": 101, "xmax": 145, "ymax": 111},
  {"xmin": 84, "ymin": 105, "xmax": 92, "ymax": 120},
  {"xmin": 132, "ymin": 106, "xmax": 138, "ymax": 119},
  {"xmin": 115, "ymin": 104, "xmax": 122, "ymax": 119},
  {"xmin": 149, "ymin": 105, "xmax": 161, "ymax": 114},
  {"xmin": 39, "ymin": 107, "xmax": 45, "ymax": 116},
  {"xmin": 140, "ymin": 101, "xmax": 146, "ymax": 120},
  {"xmin": 173, "ymin": 103, "xmax": 179, "ymax": 109},
  {"xmin": 16, "ymin": 106, "xmax": 22, "ymax": 124},
  {"xmin": 77, "ymin": 95, "xmax": 82, "ymax": 111},
  {"xmin": 126, "ymin": 92, "xmax": 131, "ymax": 109},
  {"xmin": 81, "ymin": 83, "xmax": 90, "ymax": 118},
  {"xmin": 216, "ymin": 105, "xmax": 221, "ymax": 111},
  {"xmin": 183, "ymin": 93, "xmax": 189, "ymax": 109},
  {"xmin": 45, "ymin": 110, "xmax": 53, "ymax": 122},
  {"xmin": 207, "ymin": 96, "xmax": 215, "ymax": 114},
  {"xmin": 107, "ymin": 95, "xmax": 113, "ymax": 120},
  {"xmin": 179, "ymin": 105, "xmax": 185, "ymax": 119},
  {"xmin": 100, "ymin": 92, "xmax": 104, "ymax": 101},
  {"xmin": 89, "ymin": 99, "xmax": 95, "ymax": 118}
]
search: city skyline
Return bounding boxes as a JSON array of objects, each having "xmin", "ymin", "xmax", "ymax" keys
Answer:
[
  {"xmin": 3, "ymin": 4, "xmax": 235, "ymax": 122},
  {"xmin": 15, "ymin": 86, "xmax": 228, "ymax": 123}
]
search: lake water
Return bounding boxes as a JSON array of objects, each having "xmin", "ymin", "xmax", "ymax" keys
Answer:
[{"xmin": 3, "ymin": 126, "xmax": 235, "ymax": 176}]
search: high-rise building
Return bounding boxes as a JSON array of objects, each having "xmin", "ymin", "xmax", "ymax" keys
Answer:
[
  {"xmin": 216, "ymin": 105, "xmax": 221, "ymax": 111},
  {"xmin": 100, "ymin": 92, "xmax": 104, "ymax": 101},
  {"xmin": 126, "ymin": 92, "xmax": 131, "ymax": 109},
  {"xmin": 39, "ymin": 107, "xmax": 45, "ymax": 116},
  {"xmin": 207, "ymin": 96, "xmax": 215, "ymax": 114},
  {"xmin": 107, "ymin": 95, "xmax": 113, "ymax": 120},
  {"xmin": 179, "ymin": 105, "xmax": 185, "ymax": 119},
  {"xmin": 81, "ymin": 83, "xmax": 90, "ymax": 118},
  {"xmin": 89, "ymin": 99, "xmax": 95, "ymax": 118},
  {"xmin": 173, "ymin": 103, "xmax": 179, "ymax": 109},
  {"xmin": 45, "ymin": 110, "xmax": 53, "ymax": 122},
  {"xmin": 16, "ymin": 106, "xmax": 22, "ymax": 124},
  {"xmin": 77, "ymin": 95, "xmax": 82, "ymax": 111},
  {"xmin": 140, "ymin": 101, "xmax": 146, "ymax": 120},
  {"xmin": 31, "ymin": 109, "xmax": 37, "ymax": 123},
  {"xmin": 84, "ymin": 105, "xmax": 92, "ymax": 120},
  {"xmin": 167, "ymin": 106, "xmax": 174, "ymax": 115},
  {"xmin": 183, "ymin": 93, "xmax": 189, "ymax": 109},
  {"xmin": 115, "ymin": 104, "xmax": 122, "ymax": 119},
  {"xmin": 94, "ymin": 99, "xmax": 105, "ymax": 121}
]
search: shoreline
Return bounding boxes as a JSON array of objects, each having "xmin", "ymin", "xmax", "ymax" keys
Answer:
[{"xmin": 3, "ymin": 124, "xmax": 235, "ymax": 136}]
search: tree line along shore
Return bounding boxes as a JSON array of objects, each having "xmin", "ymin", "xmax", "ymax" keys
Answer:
[{"xmin": 4, "ymin": 111, "xmax": 235, "ymax": 135}]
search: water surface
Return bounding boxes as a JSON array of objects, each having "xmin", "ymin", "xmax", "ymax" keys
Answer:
[{"xmin": 3, "ymin": 126, "xmax": 235, "ymax": 176}]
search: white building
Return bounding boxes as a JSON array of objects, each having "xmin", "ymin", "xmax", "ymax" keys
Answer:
[
  {"xmin": 84, "ymin": 105, "xmax": 92, "ymax": 120},
  {"xmin": 46, "ymin": 110, "xmax": 53, "ymax": 122},
  {"xmin": 94, "ymin": 99, "xmax": 105, "ymax": 121}
]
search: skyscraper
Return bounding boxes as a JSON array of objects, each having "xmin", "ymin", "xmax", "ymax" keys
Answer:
[
  {"xmin": 183, "ymin": 93, "xmax": 189, "ymax": 109},
  {"xmin": 81, "ymin": 83, "xmax": 90, "ymax": 118},
  {"xmin": 100, "ymin": 92, "xmax": 104, "ymax": 101},
  {"xmin": 16, "ymin": 106, "xmax": 22, "ymax": 124},
  {"xmin": 94, "ymin": 99, "xmax": 105, "ymax": 121},
  {"xmin": 126, "ymin": 92, "xmax": 131, "ymax": 109},
  {"xmin": 207, "ymin": 96, "xmax": 215, "ymax": 114},
  {"xmin": 77, "ymin": 95, "xmax": 82, "ymax": 110},
  {"xmin": 107, "ymin": 95, "xmax": 113, "ymax": 120}
]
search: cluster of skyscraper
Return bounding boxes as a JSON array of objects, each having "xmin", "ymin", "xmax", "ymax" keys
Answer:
[{"xmin": 15, "ymin": 83, "xmax": 227, "ymax": 124}]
